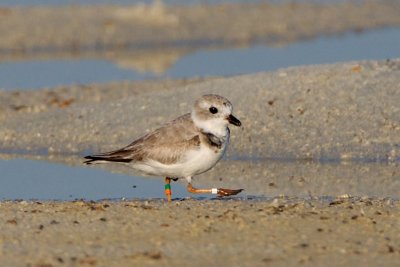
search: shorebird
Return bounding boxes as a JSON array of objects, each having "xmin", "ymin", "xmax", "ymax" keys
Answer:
[{"xmin": 84, "ymin": 94, "xmax": 243, "ymax": 201}]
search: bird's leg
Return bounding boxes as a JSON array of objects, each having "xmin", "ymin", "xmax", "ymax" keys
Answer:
[
  {"xmin": 165, "ymin": 177, "xmax": 172, "ymax": 202},
  {"xmin": 187, "ymin": 183, "xmax": 243, "ymax": 197}
]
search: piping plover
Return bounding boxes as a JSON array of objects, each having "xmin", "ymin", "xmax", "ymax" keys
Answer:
[{"xmin": 84, "ymin": 94, "xmax": 243, "ymax": 201}]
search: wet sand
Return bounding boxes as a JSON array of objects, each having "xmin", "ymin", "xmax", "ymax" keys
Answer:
[{"xmin": 1, "ymin": 198, "xmax": 399, "ymax": 267}]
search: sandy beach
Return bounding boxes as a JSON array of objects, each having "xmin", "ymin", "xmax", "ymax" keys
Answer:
[
  {"xmin": 1, "ymin": 1, "xmax": 400, "ymax": 266},
  {"xmin": 1, "ymin": 198, "xmax": 399, "ymax": 267},
  {"xmin": 1, "ymin": 59, "xmax": 399, "ymax": 159}
]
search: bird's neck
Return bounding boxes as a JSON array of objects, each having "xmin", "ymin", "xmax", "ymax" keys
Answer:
[{"xmin": 191, "ymin": 113, "xmax": 228, "ymax": 138}]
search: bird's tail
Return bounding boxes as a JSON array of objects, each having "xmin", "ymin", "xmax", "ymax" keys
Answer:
[{"xmin": 83, "ymin": 154, "xmax": 133, "ymax": 165}]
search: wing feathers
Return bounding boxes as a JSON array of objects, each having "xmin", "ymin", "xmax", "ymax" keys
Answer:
[{"xmin": 84, "ymin": 113, "xmax": 201, "ymax": 165}]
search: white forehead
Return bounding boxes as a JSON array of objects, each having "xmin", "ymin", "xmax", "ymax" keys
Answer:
[{"xmin": 197, "ymin": 96, "xmax": 233, "ymax": 113}]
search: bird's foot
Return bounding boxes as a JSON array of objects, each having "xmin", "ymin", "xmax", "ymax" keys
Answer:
[
  {"xmin": 187, "ymin": 183, "xmax": 243, "ymax": 197},
  {"xmin": 217, "ymin": 188, "xmax": 244, "ymax": 197}
]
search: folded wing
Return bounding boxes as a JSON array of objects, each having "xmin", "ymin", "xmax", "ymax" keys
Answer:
[{"xmin": 84, "ymin": 114, "xmax": 200, "ymax": 165}]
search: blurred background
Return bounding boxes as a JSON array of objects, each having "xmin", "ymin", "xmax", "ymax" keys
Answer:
[{"xmin": 0, "ymin": 0, "xmax": 399, "ymax": 90}]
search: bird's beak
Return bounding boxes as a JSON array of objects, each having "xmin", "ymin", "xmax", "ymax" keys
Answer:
[{"xmin": 227, "ymin": 114, "xmax": 241, "ymax": 127}]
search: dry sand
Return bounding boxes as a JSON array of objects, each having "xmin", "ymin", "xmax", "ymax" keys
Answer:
[{"xmin": 1, "ymin": 59, "xmax": 399, "ymax": 159}]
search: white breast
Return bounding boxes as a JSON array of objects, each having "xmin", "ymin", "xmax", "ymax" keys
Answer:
[
  {"xmin": 180, "ymin": 140, "xmax": 227, "ymax": 176},
  {"xmin": 131, "ymin": 135, "xmax": 229, "ymax": 178}
]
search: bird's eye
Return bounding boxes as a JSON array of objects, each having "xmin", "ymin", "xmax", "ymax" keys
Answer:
[{"xmin": 209, "ymin": 106, "xmax": 218, "ymax": 114}]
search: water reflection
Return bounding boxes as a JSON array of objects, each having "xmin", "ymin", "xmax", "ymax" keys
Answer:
[
  {"xmin": 0, "ymin": 158, "xmax": 187, "ymax": 200},
  {"xmin": 1, "ymin": 28, "xmax": 399, "ymax": 90},
  {"xmin": 0, "ymin": 59, "xmax": 157, "ymax": 90}
]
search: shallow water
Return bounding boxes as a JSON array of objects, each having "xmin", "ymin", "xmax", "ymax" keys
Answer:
[
  {"xmin": 1, "ymin": 157, "xmax": 398, "ymax": 201},
  {"xmin": 0, "ymin": 59, "xmax": 157, "ymax": 90},
  {"xmin": 1, "ymin": 28, "xmax": 399, "ymax": 90},
  {"xmin": 0, "ymin": 158, "xmax": 187, "ymax": 200}
]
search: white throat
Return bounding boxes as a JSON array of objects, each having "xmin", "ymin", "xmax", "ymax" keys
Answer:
[{"xmin": 191, "ymin": 113, "xmax": 228, "ymax": 138}]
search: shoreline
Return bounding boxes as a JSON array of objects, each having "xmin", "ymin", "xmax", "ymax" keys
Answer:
[{"xmin": 1, "ymin": 59, "xmax": 400, "ymax": 199}]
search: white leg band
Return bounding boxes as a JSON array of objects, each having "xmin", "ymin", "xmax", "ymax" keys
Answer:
[{"xmin": 211, "ymin": 188, "xmax": 218, "ymax": 194}]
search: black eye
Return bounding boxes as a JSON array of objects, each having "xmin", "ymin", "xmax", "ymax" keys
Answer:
[{"xmin": 209, "ymin": 106, "xmax": 218, "ymax": 114}]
